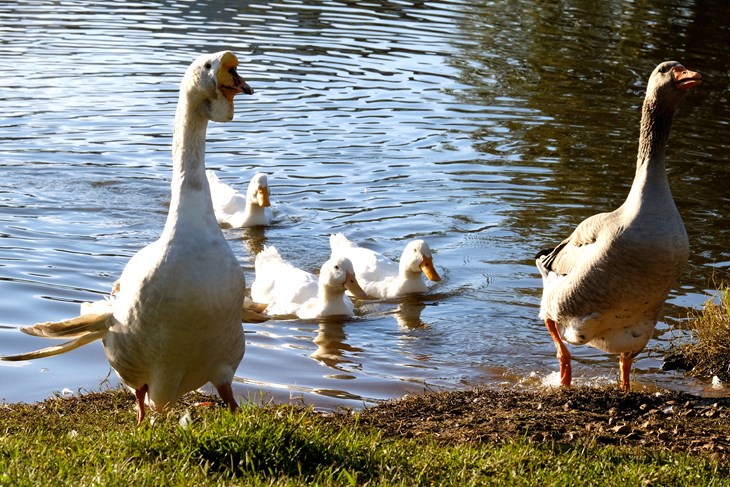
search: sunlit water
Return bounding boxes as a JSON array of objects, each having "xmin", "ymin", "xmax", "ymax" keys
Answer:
[{"xmin": 1, "ymin": 0, "xmax": 729, "ymax": 408}]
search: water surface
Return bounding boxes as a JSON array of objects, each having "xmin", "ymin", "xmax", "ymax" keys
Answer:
[{"xmin": 1, "ymin": 0, "xmax": 729, "ymax": 408}]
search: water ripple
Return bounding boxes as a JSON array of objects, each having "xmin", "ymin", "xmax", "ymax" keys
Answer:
[{"xmin": 1, "ymin": 0, "xmax": 729, "ymax": 406}]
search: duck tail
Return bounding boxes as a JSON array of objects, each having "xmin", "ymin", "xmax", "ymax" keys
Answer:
[
  {"xmin": 329, "ymin": 232, "xmax": 350, "ymax": 250},
  {"xmin": 258, "ymin": 245, "xmax": 282, "ymax": 261},
  {"xmin": 206, "ymin": 170, "xmax": 238, "ymax": 208}
]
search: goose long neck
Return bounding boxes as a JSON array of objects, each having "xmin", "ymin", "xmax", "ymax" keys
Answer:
[
  {"xmin": 164, "ymin": 94, "xmax": 217, "ymax": 233},
  {"xmin": 636, "ymin": 97, "xmax": 675, "ymax": 171},
  {"xmin": 625, "ymin": 96, "xmax": 676, "ymax": 207}
]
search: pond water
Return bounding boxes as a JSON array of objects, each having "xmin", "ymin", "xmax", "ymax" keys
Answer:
[{"xmin": 1, "ymin": 0, "xmax": 729, "ymax": 409}]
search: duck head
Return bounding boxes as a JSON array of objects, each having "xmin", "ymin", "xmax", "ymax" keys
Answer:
[
  {"xmin": 247, "ymin": 173, "xmax": 271, "ymax": 208},
  {"xmin": 320, "ymin": 257, "xmax": 368, "ymax": 299},
  {"xmin": 400, "ymin": 239, "xmax": 441, "ymax": 282}
]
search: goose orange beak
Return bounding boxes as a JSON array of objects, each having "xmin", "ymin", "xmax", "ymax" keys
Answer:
[
  {"xmin": 673, "ymin": 65, "xmax": 701, "ymax": 91},
  {"xmin": 218, "ymin": 52, "xmax": 254, "ymax": 102}
]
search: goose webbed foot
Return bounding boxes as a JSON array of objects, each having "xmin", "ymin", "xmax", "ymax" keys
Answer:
[
  {"xmin": 215, "ymin": 382, "xmax": 239, "ymax": 413},
  {"xmin": 619, "ymin": 355, "xmax": 633, "ymax": 393},
  {"xmin": 545, "ymin": 318, "xmax": 572, "ymax": 387},
  {"xmin": 135, "ymin": 384, "xmax": 148, "ymax": 425}
]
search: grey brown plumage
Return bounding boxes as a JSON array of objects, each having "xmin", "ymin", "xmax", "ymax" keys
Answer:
[{"xmin": 536, "ymin": 61, "xmax": 701, "ymax": 391}]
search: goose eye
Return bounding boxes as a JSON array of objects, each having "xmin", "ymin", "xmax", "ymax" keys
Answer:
[
  {"xmin": 334, "ymin": 265, "xmax": 340, "ymax": 270},
  {"xmin": 204, "ymin": 62, "xmax": 212, "ymax": 70}
]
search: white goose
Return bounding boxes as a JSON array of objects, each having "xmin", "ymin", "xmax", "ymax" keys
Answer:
[
  {"xmin": 536, "ymin": 61, "xmax": 701, "ymax": 391},
  {"xmin": 329, "ymin": 233, "xmax": 441, "ymax": 299},
  {"xmin": 206, "ymin": 170, "xmax": 273, "ymax": 227},
  {"xmin": 2, "ymin": 51, "xmax": 254, "ymax": 423},
  {"xmin": 251, "ymin": 246, "xmax": 367, "ymax": 319}
]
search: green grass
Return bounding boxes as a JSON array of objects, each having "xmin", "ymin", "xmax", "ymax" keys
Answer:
[
  {"xmin": 1, "ymin": 390, "xmax": 727, "ymax": 486},
  {"xmin": 670, "ymin": 284, "xmax": 730, "ymax": 381}
]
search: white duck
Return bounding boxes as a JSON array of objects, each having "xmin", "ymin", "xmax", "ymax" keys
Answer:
[
  {"xmin": 251, "ymin": 246, "xmax": 367, "ymax": 319},
  {"xmin": 2, "ymin": 51, "xmax": 254, "ymax": 423},
  {"xmin": 329, "ymin": 233, "xmax": 441, "ymax": 299},
  {"xmin": 206, "ymin": 170, "xmax": 273, "ymax": 227},
  {"xmin": 536, "ymin": 61, "xmax": 701, "ymax": 391}
]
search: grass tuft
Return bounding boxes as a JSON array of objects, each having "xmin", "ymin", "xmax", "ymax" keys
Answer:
[
  {"xmin": 177, "ymin": 406, "xmax": 383, "ymax": 481},
  {"xmin": 669, "ymin": 285, "xmax": 730, "ymax": 381}
]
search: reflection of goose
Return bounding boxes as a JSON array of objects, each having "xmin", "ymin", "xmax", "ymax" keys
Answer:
[
  {"xmin": 251, "ymin": 246, "xmax": 367, "ymax": 319},
  {"xmin": 206, "ymin": 171, "xmax": 273, "ymax": 228},
  {"xmin": 536, "ymin": 61, "xmax": 701, "ymax": 391},
  {"xmin": 329, "ymin": 233, "xmax": 441, "ymax": 299},
  {"xmin": 1, "ymin": 51, "xmax": 254, "ymax": 423}
]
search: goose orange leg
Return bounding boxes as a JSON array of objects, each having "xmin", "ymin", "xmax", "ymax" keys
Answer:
[
  {"xmin": 619, "ymin": 355, "xmax": 632, "ymax": 392},
  {"xmin": 545, "ymin": 318, "xmax": 572, "ymax": 387},
  {"xmin": 135, "ymin": 384, "xmax": 148, "ymax": 425},
  {"xmin": 215, "ymin": 382, "xmax": 240, "ymax": 413}
]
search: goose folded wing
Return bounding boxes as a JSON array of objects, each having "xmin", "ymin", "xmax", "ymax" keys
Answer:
[{"xmin": 537, "ymin": 211, "xmax": 615, "ymax": 276}]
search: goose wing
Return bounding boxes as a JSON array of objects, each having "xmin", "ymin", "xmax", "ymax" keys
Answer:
[{"xmin": 537, "ymin": 211, "xmax": 617, "ymax": 277}]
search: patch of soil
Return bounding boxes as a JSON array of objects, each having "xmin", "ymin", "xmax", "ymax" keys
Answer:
[
  {"xmin": 4, "ymin": 387, "xmax": 729, "ymax": 460},
  {"xmin": 333, "ymin": 387, "xmax": 730, "ymax": 459}
]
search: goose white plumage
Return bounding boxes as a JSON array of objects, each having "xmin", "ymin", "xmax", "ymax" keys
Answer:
[
  {"xmin": 251, "ymin": 246, "xmax": 368, "ymax": 319},
  {"xmin": 1, "ymin": 51, "xmax": 254, "ymax": 423},
  {"xmin": 536, "ymin": 61, "xmax": 701, "ymax": 391},
  {"xmin": 329, "ymin": 233, "xmax": 441, "ymax": 299},
  {"xmin": 206, "ymin": 170, "xmax": 273, "ymax": 227}
]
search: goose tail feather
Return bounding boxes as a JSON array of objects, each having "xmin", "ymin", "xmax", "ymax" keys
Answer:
[
  {"xmin": 20, "ymin": 312, "xmax": 114, "ymax": 339},
  {"xmin": 1, "ymin": 328, "xmax": 108, "ymax": 361},
  {"xmin": 1, "ymin": 312, "xmax": 114, "ymax": 361}
]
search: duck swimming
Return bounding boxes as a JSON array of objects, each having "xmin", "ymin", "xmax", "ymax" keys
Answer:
[
  {"xmin": 206, "ymin": 170, "xmax": 273, "ymax": 227},
  {"xmin": 251, "ymin": 245, "xmax": 367, "ymax": 319},
  {"xmin": 329, "ymin": 233, "xmax": 441, "ymax": 299}
]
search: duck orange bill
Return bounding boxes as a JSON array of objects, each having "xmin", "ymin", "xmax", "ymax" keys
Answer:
[
  {"xmin": 420, "ymin": 256, "xmax": 441, "ymax": 282},
  {"xmin": 674, "ymin": 65, "xmax": 702, "ymax": 91},
  {"xmin": 258, "ymin": 187, "xmax": 271, "ymax": 207},
  {"xmin": 344, "ymin": 272, "xmax": 368, "ymax": 299}
]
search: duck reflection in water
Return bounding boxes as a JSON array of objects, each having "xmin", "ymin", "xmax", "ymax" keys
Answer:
[
  {"xmin": 242, "ymin": 226, "xmax": 267, "ymax": 257},
  {"xmin": 392, "ymin": 296, "xmax": 428, "ymax": 329},
  {"xmin": 310, "ymin": 317, "xmax": 363, "ymax": 370}
]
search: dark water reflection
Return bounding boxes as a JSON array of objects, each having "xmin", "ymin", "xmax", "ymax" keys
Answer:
[{"xmin": 0, "ymin": 0, "xmax": 728, "ymax": 408}]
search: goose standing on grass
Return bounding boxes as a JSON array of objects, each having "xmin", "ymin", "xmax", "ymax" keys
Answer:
[
  {"xmin": 329, "ymin": 233, "xmax": 441, "ymax": 299},
  {"xmin": 251, "ymin": 246, "xmax": 368, "ymax": 319},
  {"xmin": 536, "ymin": 61, "xmax": 701, "ymax": 391},
  {"xmin": 1, "ymin": 51, "xmax": 254, "ymax": 423},
  {"xmin": 206, "ymin": 170, "xmax": 273, "ymax": 227}
]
